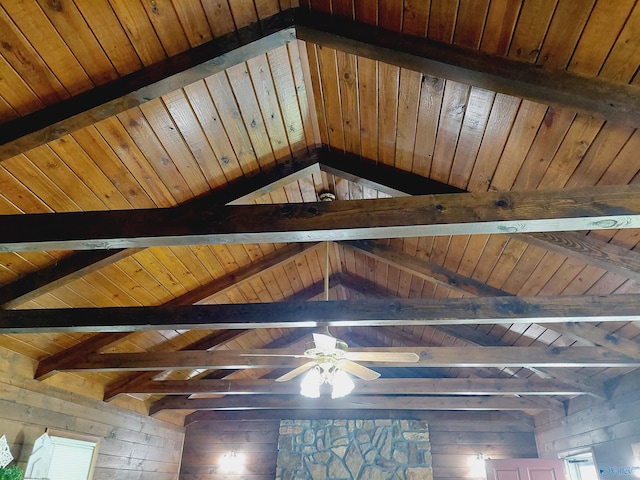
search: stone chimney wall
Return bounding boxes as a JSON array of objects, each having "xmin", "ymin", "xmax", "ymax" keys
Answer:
[{"xmin": 276, "ymin": 419, "xmax": 432, "ymax": 480}]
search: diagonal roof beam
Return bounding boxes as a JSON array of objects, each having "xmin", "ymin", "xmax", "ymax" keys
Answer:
[
  {"xmin": 339, "ymin": 258, "xmax": 608, "ymax": 397},
  {"xmin": 296, "ymin": 10, "xmax": 640, "ymax": 128},
  {"xmin": 342, "ymin": 240, "xmax": 509, "ymax": 297},
  {"xmin": 543, "ymin": 322, "xmax": 640, "ymax": 361},
  {"xmin": 343, "ymin": 241, "xmax": 635, "ymax": 383},
  {"xmin": 348, "ymin": 326, "xmax": 567, "ymax": 413},
  {"xmin": 320, "ymin": 149, "xmax": 640, "ymax": 284},
  {"xmin": 1, "ymin": 184, "xmax": 640, "ymax": 251},
  {"xmin": 511, "ymin": 231, "xmax": 640, "ymax": 284},
  {"xmin": 104, "ymin": 330, "xmax": 247, "ymax": 399},
  {"xmin": 148, "ymin": 326, "xmax": 316, "ymax": 413},
  {"xmin": 0, "ymin": 151, "xmax": 320, "ymax": 309},
  {"xmin": 104, "ymin": 285, "xmax": 325, "ymax": 402},
  {"xmin": 6, "ymin": 4, "xmax": 638, "ymax": 158},
  {"xmin": 0, "ymin": 249, "xmax": 142, "ymax": 309},
  {"xmin": 35, "ymin": 241, "xmax": 321, "ymax": 381},
  {"xmin": 375, "ymin": 324, "xmax": 604, "ymax": 399},
  {"xmin": 163, "ymin": 242, "xmax": 322, "ymax": 307},
  {"xmin": 0, "ymin": 11, "xmax": 295, "ymax": 162}
]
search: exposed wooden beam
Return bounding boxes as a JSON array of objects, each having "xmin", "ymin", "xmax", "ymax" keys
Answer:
[
  {"xmin": 0, "ymin": 151, "xmax": 320, "ymax": 309},
  {"xmin": 320, "ymin": 149, "xmax": 640, "ymax": 284},
  {"xmin": 296, "ymin": 10, "xmax": 640, "ymax": 127},
  {"xmin": 5, "ymin": 294, "xmax": 640, "ymax": 333},
  {"xmin": 184, "ymin": 150, "xmax": 321, "ymax": 208},
  {"xmin": 378, "ymin": 325, "xmax": 605, "ymax": 398},
  {"xmin": 1, "ymin": 185, "xmax": 640, "ymax": 252},
  {"xmin": 103, "ymin": 315, "xmax": 318, "ymax": 401},
  {"xmin": 353, "ymin": 324, "xmax": 604, "ymax": 400},
  {"xmin": 0, "ymin": 249, "xmax": 142, "ymax": 309},
  {"xmin": 184, "ymin": 409, "xmax": 535, "ymax": 425},
  {"xmin": 164, "ymin": 242, "xmax": 321, "ymax": 306},
  {"xmin": 100, "ymin": 330, "xmax": 247, "ymax": 400},
  {"xmin": 318, "ymin": 149, "xmax": 464, "ymax": 196},
  {"xmin": 35, "ymin": 242, "xmax": 318, "ymax": 381},
  {"xmin": 133, "ymin": 377, "xmax": 587, "ymax": 396},
  {"xmin": 545, "ymin": 322, "xmax": 640, "ymax": 360},
  {"xmin": 145, "ymin": 327, "xmax": 316, "ymax": 413},
  {"xmin": 343, "ymin": 240, "xmax": 509, "ymax": 297},
  {"xmin": 55, "ymin": 347, "xmax": 639, "ymax": 372},
  {"xmin": 513, "ymin": 231, "xmax": 640, "ymax": 284},
  {"xmin": 35, "ymin": 332, "xmax": 132, "ymax": 381},
  {"xmin": 341, "ymin": 246, "xmax": 625, "ymax": 394},
  {"xmin": 150, "ymin": 394, "xmax": 551, "ymax": 414},
  {"xmin": 0, "ymin": 12, "xmax": 295, "ymax": 162},
  {"xmin": 334, "ymin": 272, "xmax": 396, "ymax": 299}
]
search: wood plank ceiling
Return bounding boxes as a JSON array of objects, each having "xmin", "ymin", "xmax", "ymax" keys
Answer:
[{"xmin": 0, "ymin": 0, "xmax": 639, "ymax": 425}]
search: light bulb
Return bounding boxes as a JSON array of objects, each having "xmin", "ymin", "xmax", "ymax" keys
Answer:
[
  {"xmin": 300, "ymin": 367, "xmax": 322, "ymax": 398},
  {"xmin": 331, "ymin": 369, "xmax": 354, "ymax": 398}
]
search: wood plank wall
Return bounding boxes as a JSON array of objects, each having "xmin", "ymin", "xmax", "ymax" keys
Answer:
[
  {"xmin": 428, "ymin": 413, "xmax": 537, "ymax": 480},
  {"xmin": 535, "ymin": 368, "xmax": 640, "ymax": 460},
  {"xmin": 179, "ymin": 413, "xmax": 537, "ymax": 480},
  {"xmin": 0, "ymin": 346, "xmax": 185, "ymax": 480},
  {"xmin": 179, "ymin": 420, "xmax": 280, "ymax": 480}
]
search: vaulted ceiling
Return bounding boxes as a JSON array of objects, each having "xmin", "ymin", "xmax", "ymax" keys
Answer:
[{"xmin": 0, "ymin": 0, "xmax": 639, "ymax": 426}]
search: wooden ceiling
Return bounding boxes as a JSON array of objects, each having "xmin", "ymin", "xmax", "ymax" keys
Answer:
[{"xmin": 0, "ymin": 0, "xmax": 639, "ymax": 426}]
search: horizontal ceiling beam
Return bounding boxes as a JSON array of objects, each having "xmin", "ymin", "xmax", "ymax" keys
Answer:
[
  {"xmin": 54, "ymin": 347, "xmax": 639, "ymax": 372},
  {"xmin": 319, "ymin": 149, "xmax": 640, "ymax": 285},
  {"xmin": 0, "ymin": 12, "xmax": 295, "ymax": 162},
  {"xmin": 0, "ymin": 150, "xmax": 320, "ymax": 309},
  {"xmin": 184, "ymin": 409, "xmax": 536, "ymax": 425},
  {"xmin": 130, "ymin": 377, "xmax": 588, "ymax": 396},
  {"xmin": 1, "ymin": 185, "xmax": 640, "ymax": 252},
  {"xmin": 3, "ymin": 294, "xmax": 640, "ymax": 333},
  {"xmin": 150, "ymin": 394, "xmax": 550, "ymax": 414},
  {"xmin": 296, "ymin": 10, "xmax": 640, "ymax": 128}
]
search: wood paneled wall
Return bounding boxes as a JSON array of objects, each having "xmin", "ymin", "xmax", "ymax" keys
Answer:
[
  {"xmin": 535, "ymin": 368, "xmax": 640, "ymax": 460},
  {"xmin": 179, "ymin": 420, "xmax": 280, "ymax": 480},
  {"xmin": 427, "ymin": 412, "xmax": 537, "ymax": 480},
  {"xmin": 0, "ymin": 346, "xmax": 185, "ymax": 480},
  {"xmin": 180, "ymin": 412, "xmax": 538, "ymax": 480}
]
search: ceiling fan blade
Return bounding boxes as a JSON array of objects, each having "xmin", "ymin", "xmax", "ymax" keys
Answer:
[
  {"xmin": 275, "ymin": 362, "xmax": 316, "ymax": 382},
  {"xmin": 338, "ymin": 359, "xmax": 380, "ymax": 381},
  {"xmin": 313, "ymin": 333, "xmax": 337, "ymax": 352},
  {"xmin": 345, "ymin": 351, "xmax": 420, "ymax": 363}
]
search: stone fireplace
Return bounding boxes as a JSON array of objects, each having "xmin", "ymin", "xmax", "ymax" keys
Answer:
[{"xmin": 276, "ymin": 419, "xmax": 432, "ymax": 480}]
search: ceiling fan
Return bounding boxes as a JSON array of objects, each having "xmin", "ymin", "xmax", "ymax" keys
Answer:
[
  {"xmin": 272, "ymin": 234, "xmax": 420, "ymax": 396},
  {"xmin": 274, "ymin": 332, "xmax": 420, "ymax": 383}
]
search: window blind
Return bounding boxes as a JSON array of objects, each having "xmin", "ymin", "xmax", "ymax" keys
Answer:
[{"xmin": 47, "ymin": 437, "xmax": 96, "ymax": 480}]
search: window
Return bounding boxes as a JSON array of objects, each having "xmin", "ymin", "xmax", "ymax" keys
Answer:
[
  {"xmin": 564, "ymin": 452, "xmax": 598, "ymax": 480},
  {"xmin": 25, "ymin": 430, "xmax": 99, "ymax": 480}
]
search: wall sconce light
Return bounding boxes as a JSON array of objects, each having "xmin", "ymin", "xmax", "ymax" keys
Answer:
[
  {"xmin": 471, "ymin": 453, "xmax": 488, "ymax": 478},
  {"xmin": 220, "ymin": 451, "xmax": 244, "ymax": 474}
]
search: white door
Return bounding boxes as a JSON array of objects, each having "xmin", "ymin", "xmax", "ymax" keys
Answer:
[{"xmin": 486, "ymin": 458, "xmax": 566, "ymax": 480}]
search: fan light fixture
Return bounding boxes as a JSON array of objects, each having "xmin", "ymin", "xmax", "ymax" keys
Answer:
[
  {"xmin": 274, "ymin": 241, "xmax": 418, "ymax": 398},
  {"xmin": 300, "ymin": 360, "xmax": 355, "ymax": 399}
]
